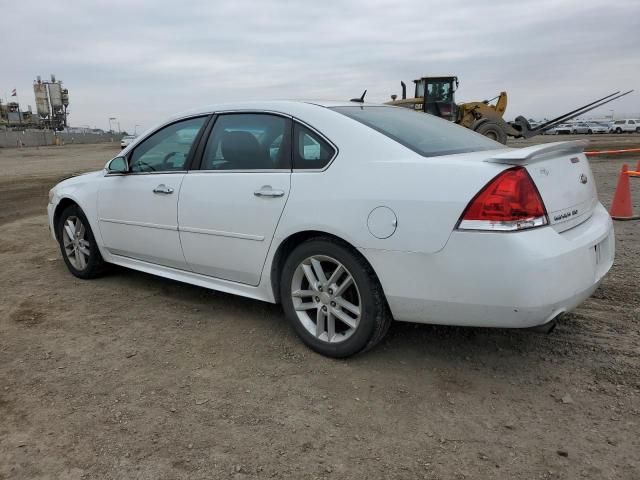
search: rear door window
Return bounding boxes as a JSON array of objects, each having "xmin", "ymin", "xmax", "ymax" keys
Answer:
[{"xmin": 200, "ymin": 113, "xmax": 291, "ymax": 170}]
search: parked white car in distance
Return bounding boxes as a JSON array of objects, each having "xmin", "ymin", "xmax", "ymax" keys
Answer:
[
  {"xmin": 47, "ymin": 101, "xmax": 615, "ymax": 357},
  {"xmin": 609, "ymin": 119, "xmax": 640, "ymax": 133},
  {"xmin": 588, "ymin": 123, "xmax": 610, "ymax": 134},
  {"xmin": 553, "ymin": 124, "xmax": 573, "ymax": 135},
  {"xmin": 120, "ymin": 135, "xmax": 137, "ymax": 148},
  {"xmin": 570, "ymin": 122, "xmax": 608, "ymax": 134}
]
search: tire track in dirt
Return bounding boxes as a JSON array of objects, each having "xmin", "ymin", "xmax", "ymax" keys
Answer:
[{"xmin": 0, "ymin": 175, "xmax": 71, "ymax": 227}]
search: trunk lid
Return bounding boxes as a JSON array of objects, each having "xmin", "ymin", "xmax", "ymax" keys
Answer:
[{"xmin": 487, "ymin": 141, "xmax": 598, "ymax": 232}]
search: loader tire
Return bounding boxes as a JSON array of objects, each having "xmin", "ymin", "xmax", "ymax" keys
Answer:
[{"xmin": 475, "ymin": 121, "xmax": 508, "ymax": 144}]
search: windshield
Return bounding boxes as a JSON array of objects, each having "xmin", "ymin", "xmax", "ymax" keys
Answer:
[{"xmin": 331, "ymin": 106, "xmax": 503, "ymax": 157}]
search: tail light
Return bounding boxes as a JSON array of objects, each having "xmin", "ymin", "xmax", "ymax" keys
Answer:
[{"xmin": 457, "ymin": 166, "xmax": 548, "ymax": 231}]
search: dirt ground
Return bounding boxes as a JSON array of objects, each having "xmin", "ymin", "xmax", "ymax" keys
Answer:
[{"xmin": 0, "ymin": 136, "xmax": 638, "ymax": 479}]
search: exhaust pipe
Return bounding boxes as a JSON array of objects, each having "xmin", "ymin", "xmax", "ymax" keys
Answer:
[{"xmin": 528, "ymin": 315, "xmax": 561, "ymax": 334}]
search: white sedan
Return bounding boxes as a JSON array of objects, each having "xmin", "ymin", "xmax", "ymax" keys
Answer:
[
  {"xmin": 47, "ymin": 101, "xmax": 615, "ymax": 357},
  {"xmin": 120, "ymin": 135, "xmax": 137, "ymax": 148}
]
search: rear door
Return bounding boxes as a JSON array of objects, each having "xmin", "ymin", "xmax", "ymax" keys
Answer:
[{"xmin": 178, "ymin": 113, "xmax": 292, "ymax": 286}]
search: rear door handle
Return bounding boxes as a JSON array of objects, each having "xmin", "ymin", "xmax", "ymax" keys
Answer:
[
  {"xmin": 254, "ymin": 186, "xmax": 285, "ymax": 198},
  {"xmin": 153, "ymin": 184, "xmax": 174, "ymax": 194}
]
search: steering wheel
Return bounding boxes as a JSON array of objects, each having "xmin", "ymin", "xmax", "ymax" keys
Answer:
[{"xmin": 161, "ymin": 151, "xmax": 180, "ymax": 170}]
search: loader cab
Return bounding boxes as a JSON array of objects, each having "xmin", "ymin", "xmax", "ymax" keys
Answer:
[{"xmin": 414, "ymin": 76, "xmax": 459, "ymax": 122}]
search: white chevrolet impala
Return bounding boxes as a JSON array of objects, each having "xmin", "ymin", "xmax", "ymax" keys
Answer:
[{"xmin": 47, "ymin": 101, "xmax": 615, "ymax": 357}]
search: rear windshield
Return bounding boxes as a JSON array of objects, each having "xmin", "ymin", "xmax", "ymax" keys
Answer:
[{"xmin": 331, "ymin": 106, "xmax": 504, "ymax": 157}]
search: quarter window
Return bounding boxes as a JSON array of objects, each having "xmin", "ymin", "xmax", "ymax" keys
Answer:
[
  {"xmin": 129, "ymin": 116, "xmax": 207, "ymax": 173},
  {"xmin": 293, "ymin": 123, "xmax": 335, "ymax": 169},
  {"xmin": 201, "ymin": 114, "xmax": 291, "ymax": 170}
]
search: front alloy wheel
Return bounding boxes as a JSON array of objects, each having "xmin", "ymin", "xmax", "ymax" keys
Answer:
[
  {"xmin": 57, "ymin": 204, "xmax": 106, "ymax": 279},
  {"xmin": 62, "ymin": 216, "xmax": 91, "ymax": 270},
  {"xmin": 280, "ymin": 238, "xmax": 392, "ymax": 358}
]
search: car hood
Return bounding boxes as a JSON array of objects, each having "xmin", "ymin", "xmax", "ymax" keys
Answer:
[{"xmin": 55, "ymin": 169, "xmax": 103, "ymax": 188}]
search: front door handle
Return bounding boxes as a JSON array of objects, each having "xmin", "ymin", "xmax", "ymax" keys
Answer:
[
  {"xmin": 254, "ymin": 186, "xmax": 285, "ymax": 198},
  {"xmin": 153, "ymin": 184, "xmax": 174, "ymax": 195}
]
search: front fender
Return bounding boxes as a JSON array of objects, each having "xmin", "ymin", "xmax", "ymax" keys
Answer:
[{"xmin": 49, "ymin": 171, "xmax": 105, "ymax": 253}]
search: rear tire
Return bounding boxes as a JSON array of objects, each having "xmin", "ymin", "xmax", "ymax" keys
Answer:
[
  {"xmin": 474, "ymin": 121, "xmax": 508, "ymax": 144},
  {"xmin": 280, "ymin": 237, "xmax": 392, "ymax": 358},
  {"xmin": 56, "ymin": 204, "xmax": 106, "ymax": 279},
  {"xmin": 616, "ymin": 128, "xmax": 623, "ymax": 134}
]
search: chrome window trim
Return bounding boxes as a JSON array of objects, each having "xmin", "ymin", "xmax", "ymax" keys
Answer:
[
  {"xmin": 187, "ymin": 109, "xmax": 339, "ymax": 174},
  {"xmin": 104, "ymin": 170, "xmax": 187, "ymax": 177},
  {"xmin": 190, "ymin": 169, "xmax": 292, "ymax": 174}
]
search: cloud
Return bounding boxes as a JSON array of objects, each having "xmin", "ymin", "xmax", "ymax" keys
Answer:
[{"xmin": 3, "ymin": 0, "xmax": 639, "ymax": 132}]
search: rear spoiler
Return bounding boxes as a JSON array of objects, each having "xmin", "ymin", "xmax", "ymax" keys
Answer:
[{"xmin": 486, "ymin": 140, "xmax": 589, "ymax": 165}]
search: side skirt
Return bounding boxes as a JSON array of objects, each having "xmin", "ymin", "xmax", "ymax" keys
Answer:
[{"xmin": 106, "ymin": 253, "xmax": 276, "ymax": 303}]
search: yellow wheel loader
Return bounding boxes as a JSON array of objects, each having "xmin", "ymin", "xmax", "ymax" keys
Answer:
[{"xmin": 384, "ymin": 76, "xmax": 632, "ymax": 144}]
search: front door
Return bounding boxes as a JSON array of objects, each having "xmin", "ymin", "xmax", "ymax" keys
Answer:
[
  {"xmin": 178, "ymin": 113, "xmax": 292, "ymax": 286},
  {"xmin": 98, "ymin": 116, "xmax": 208, "ymax": 269}
]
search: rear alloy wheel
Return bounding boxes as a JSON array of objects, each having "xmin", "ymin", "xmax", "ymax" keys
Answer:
[
  {"xmin": 280, "ymin": 238, "xmax": 391, "ymax": 357},
  {"xmin": 57, "ymin": 205, "xmax": 106, "ymax": 279}
]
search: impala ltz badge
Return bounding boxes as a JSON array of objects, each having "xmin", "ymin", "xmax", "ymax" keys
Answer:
[{"xmin": 580, "ymin": 174, "xmax": 588, "ymax": 184}]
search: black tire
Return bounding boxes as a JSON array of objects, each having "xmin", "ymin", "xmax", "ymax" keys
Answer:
[
  {"xmin": 616, "ymin": 128, "xmax": 622, "ymax": 134},
  {"xmin": 280, "ymin": 237, "xmax": 392, "ymax": 358},
  {"xmin": 636, "ymin": 127, "xmax": 640, "ymax": 133},
  {"xmin": 587, "ymin": 129, "xmax": 592, "ymax": 134},
  {"xmin": 56, "ymin": 204, "xmax": 106, "ymax": 279},
  {"xmin": 474, "ymin": 121, "xmax": 508, "ymax": 144}
]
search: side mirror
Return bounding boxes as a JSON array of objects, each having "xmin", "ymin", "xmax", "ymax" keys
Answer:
[{"xmin": 106, "ymin": 156, "xmax": 128, "ymax": 174}]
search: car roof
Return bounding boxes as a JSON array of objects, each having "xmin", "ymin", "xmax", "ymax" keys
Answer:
[
  {"xmin": 173, "ymin": 100, "xmax": 379, "ymax": 118},
  {"xmin": 132, "ymin": 100, "xmax": 393, "ymax": 149}
]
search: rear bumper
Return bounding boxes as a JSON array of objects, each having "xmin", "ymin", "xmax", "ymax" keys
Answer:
[{"xmin": 361, "ymin": 203, "xmax": 614, "ymax": 328}]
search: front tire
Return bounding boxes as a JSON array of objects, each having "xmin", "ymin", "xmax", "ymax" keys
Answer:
[
  {"xmin": 280, "ymin": 238, "xmax": 392, "ymax": 358},
  {"xmin": 56, "ymin": 204, "xmax": 106, "ymax": 279},
  {"xmin": 474, "ymin": 121, "xmax": 508, "ymax": 144}
]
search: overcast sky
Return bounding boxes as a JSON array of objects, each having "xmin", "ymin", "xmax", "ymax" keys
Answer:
[{"xmin": 3, "ymin": 0, "xmax": 639, "ymax": 132}]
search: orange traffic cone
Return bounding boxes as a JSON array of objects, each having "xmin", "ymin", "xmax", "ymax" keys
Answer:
[{"xmin": 609, "ymin": 164, "xmax": 634, "ymax": 219}]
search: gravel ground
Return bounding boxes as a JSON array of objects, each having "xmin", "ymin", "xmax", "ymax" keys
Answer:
[{"xmin": 0, "ymin": 136, "xmax": 638, "ymax": 479}]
